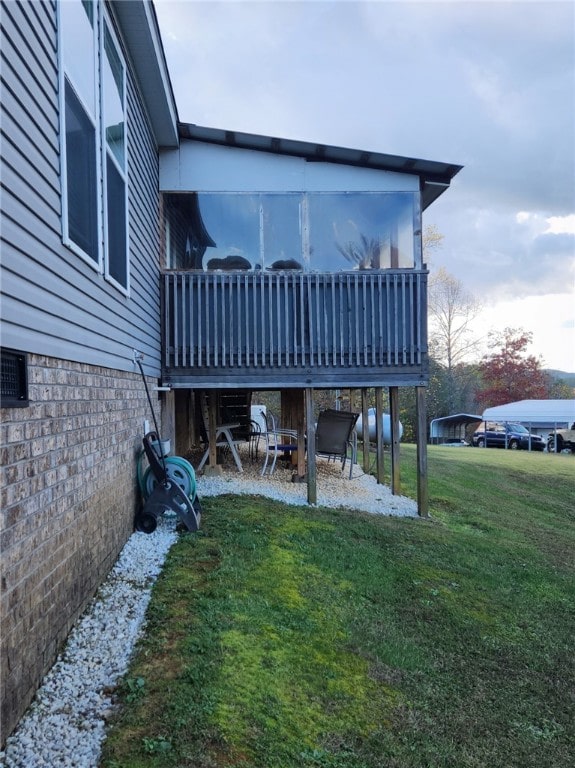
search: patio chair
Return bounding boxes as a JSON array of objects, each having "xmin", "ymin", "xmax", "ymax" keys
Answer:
[
  {"xmin": 260, "ymin": 410, "xmax": 299, "ymax": 476},
  {"xmin": 248, "ymin": 419, "xmax": 262, "ymax": 462},
  {"xmin": 315, "ymin": 408, "xmax": 359, "ymax": 479}
]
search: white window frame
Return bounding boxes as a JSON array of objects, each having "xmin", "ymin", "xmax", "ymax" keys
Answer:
[
  {"xmin": 58, "ymin": 0, "xmax": 129, "ymax": 296},
  {"xmin": 101, "ymin": 16, "xmax": 129, "ymax": 293}
]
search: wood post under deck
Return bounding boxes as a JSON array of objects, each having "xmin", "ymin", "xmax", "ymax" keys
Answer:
[
  {"xmin": 375, "ymin": 387, "xmax": 385, "ymax": 485},
  {"xmin": 416, "ymin": 386, "xmax": 429, "ymax": 517},
  {"xmin": 390, "ymin": 386, "xmax": 401, "ymax": 495},
  {"xmin": 305, "ymin": 388, "xmax": 316, "ymax": 504},
  {"xmin": 361, "ymin": 389, "xmax": 370, "ymax": 473},
  {"xmin": 281, "ymin": 390, "xmax": 306, "ymax": 478},
  {"xmin": 206, "ymin": 390, "xmax": 220, "ymax": 474}
]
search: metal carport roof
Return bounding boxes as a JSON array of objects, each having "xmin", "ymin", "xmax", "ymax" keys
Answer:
[
  {"xmin": 429, "ymin": 413, "xmax": 482, "ymax": 442},
  {"xmin": 482, "ymin": 400, "xmax": 575, "ymax": 426}
]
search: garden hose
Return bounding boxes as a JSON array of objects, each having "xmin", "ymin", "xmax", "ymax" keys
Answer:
[{"xmin": 142, "ymin": 455, "xmax": 197, "ymax": 502}]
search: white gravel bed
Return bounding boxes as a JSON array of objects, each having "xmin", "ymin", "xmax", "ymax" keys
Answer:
[
  {"xmin": 1, "ymin": 456, "xmax": 416, "ymax": 767},
  {"xmin": 0, "ymin": 521, "xmax": 177, "ymax": 768},
  {"xmin": 197, "ymin": 453, "xmax": 418, "ymax": 518}
]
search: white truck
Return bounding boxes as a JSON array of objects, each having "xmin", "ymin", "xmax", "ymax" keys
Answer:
[{"xmin": 547, "ymin": 424, "xmax": 575, "ymax": 453}]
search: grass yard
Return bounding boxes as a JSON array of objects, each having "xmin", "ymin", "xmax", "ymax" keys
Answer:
[{"xmin": 100, "ymin": 447, "xmax": 574, "ymax": 768}]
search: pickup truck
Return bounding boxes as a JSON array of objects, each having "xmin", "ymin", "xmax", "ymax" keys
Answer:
[{"xmin": 547, "ymin": 424, "xmax": 575, "ymax": 453}]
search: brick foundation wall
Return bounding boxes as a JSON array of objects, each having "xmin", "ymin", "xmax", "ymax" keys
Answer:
[{"xmin": 0, "ymin": 355, "xmax": 164, "ymax": 742}]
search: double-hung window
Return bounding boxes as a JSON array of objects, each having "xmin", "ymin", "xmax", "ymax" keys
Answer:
[{"xmin": 59, "ymin": 0, "xmax": 128, "ymax": 293}]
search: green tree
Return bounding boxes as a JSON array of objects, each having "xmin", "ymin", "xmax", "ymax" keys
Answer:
[{"xmin": 548, "ymin": 377, "xmax": 575, "ymax": 399}]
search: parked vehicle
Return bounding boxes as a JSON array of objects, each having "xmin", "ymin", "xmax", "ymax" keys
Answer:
[
  {"xmin": 472, "ymin": 423, "xmax": 545, "ymax": 451},
  {"xmin": 547, "ymin": 424, "xmax": 575, "ymax": 453},
  {"xmin": 441, "ymin": 439, "xmax": 470, "ymax": 447}
]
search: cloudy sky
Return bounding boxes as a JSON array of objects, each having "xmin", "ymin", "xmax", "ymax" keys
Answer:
[{"xmin": 154, "ymin": 0, "xmax": 575, "ymax": 372}]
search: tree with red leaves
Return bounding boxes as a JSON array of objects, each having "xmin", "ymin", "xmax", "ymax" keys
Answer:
[{"xmin": 477, "ymin": 327, "xmax": 551, "ymax": 408}]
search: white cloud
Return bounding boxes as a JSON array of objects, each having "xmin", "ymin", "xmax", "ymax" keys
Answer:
[
  {"xmin": 471, "ymin": 293, "xmax": 575, "ymax": 372},
  {"xmin": 546, "ymin": 214, "xmax": 575, "ymax": 235}
]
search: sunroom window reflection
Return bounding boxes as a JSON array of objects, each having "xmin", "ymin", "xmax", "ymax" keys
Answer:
[
  {"xmin": 309, "ymin": 193, "xmax": 416, "ymax": 270},
  {"xmin": 162, "ymin": 192, "xmax": 417, "ymax": 272}
]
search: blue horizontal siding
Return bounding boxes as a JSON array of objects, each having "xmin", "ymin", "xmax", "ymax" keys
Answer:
[{"xmin": 0, "ymin": 1, "xmax": 163, "ymax": 376}]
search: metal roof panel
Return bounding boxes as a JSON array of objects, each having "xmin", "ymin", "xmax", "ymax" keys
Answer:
[{"xmin": 178, "ymin": 123, "xmax": 462, "ymax": 208}]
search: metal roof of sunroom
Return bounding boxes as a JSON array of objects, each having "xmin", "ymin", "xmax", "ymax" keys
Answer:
[{"xmin": 177, "ymin": 123, "xmax": 463, "ymax": 209}]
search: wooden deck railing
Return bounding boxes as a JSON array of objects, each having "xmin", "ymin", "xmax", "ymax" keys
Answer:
[{"xmin": 161, "ymin": 270, "xmax": 428, "ymax": 387}]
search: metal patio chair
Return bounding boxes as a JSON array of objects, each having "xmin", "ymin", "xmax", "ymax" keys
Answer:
[
  {"xmin": 315, "ymin": 408, "xmax": 359, "ymax": 479},
  {"xmin": 260, "ymin": 410, "xmax": 299, "ymax": 476}
]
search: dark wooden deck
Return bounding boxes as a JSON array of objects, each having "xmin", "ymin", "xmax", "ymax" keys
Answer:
[{"xmin": 161, "ymin": 270, "xmax": 429, "ymax": 388}]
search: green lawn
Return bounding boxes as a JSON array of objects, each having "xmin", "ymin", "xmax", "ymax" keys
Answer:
[{"xmin": 101, "ymin": 446, "xmax": 574, "ymax": 768}]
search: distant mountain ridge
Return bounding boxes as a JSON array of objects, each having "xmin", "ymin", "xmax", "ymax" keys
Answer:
[{"xmin": 546, "ymin": 369, "xmax": 575, "ymax": 387}]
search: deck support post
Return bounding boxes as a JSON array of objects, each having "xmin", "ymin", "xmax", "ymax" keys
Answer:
[
  {"xmin": 349, "ymin": 388, "xmax": 357, "ymax": 413},
  {"xmin": 281, "ymin": 389, "xmax": 306, "ymax": 478},
  {"xmin": 205, "ymin": 389, "xmax": 223, "ymax": 476},
  {"xmin": 361, "ymin": 388, "xmax": 370, "ymax": 473},
  {"xmin": 416, "ymin": 385, "xmax": 429, "ymax": 517},
  {"xmin": 305, "ymin": 388, "xmax": 317, "ymax": 504},
  {"xmin": 375, "ymin": 387, "xmax": 385, "ymax": 485},
  {"xmin": 389, "ymin": 386, "xmax": 401, "ymax": 495},
  {"xmin": 296, "ymin": 413, "xmax": 306, "ymax": 478}
]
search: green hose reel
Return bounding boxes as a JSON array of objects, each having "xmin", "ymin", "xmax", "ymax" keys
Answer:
[
  {"xmin": 142, "ymin": 456, "xmax": 197, "ymax": 502},
  {"xmin": 135, "ymin": 435, "xmax": 200, "ymax": 533}
]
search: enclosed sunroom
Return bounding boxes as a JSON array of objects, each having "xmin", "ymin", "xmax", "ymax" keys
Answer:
[{"xmin": 159, "ymin": 125, "xmax": 462, "ymax": 513}]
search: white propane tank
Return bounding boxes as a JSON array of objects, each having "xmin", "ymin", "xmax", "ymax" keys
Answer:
[
  {"xmin": 356, "ymin": 409, "xmax": 403, "ymax": 445},
  {"xmin": 251, "ymin": 405, "xmax": 267, "ymax": 433}
]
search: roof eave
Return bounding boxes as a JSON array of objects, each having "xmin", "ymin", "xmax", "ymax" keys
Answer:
[
  {"xmin": 111, "ymin": 0, "xmax": 179, "ymax": 148},
  {"xmin": 178, "ymin": 122, "xmax": 462, "ymax": 206}
]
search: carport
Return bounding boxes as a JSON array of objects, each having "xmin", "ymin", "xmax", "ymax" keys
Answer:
[
  {"xmin": 429, "ymin": 414, "xmax": 482, "ymax": 444},
  {"xmin": 482, "ymin": 400, "xmax": 575, "ymax": 432}
]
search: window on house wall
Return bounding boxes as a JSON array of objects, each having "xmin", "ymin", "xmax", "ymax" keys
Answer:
[
  {"xmin": 162, "ymin": 192, "xmax": 419, "ymax": 272},
  {"xmin": 59, "ymin": 0, "xmax": 129, "ymax": 293}
]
